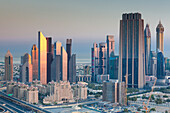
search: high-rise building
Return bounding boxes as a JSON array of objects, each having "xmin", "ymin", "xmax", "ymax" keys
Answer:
[
  {"xmin": 157, "ymin": 51, "xmax": 165, "ymax": 79},
  {"xmin": 106, "ymin": 35, "xmax": 115, "ymax": 74},
  {"xmin": 91, "ymin": 43, "xmax": 99, "ymax": 82},
  {"xmin": 69, "ymin": 54, "xmax": 76, "ymax": 83},
  {"xmin": 46, "ymin": 37, "xmax": 53, "ymax": 83},
  {"xmin": 91, "ymin": 42, "xmax": 107, "ymax": 82},
  {"xmin": 156, "ymin": 21, "xmax": 164, "ymax": 53},
  {"xmin": 99, "ymin": 43, "xmax": 107, "ymax": 75},
  {"xmin": 54, "ymin": 41, "xmax": 62, "ymax": 56},
  {"xmin": 38, "ymin": 31, "xmax": 47, "ymax": 85},
  {"xmin": 150, "ymin": 51, "xmax": 157, "ymax": 76},
  {"xmin": 144, "ymin": 24, "xmax": 151, "ymax": 75},
  {"xmin": 4, "ymin": 50, "xmax": 13, "ymax": 81},
  {"xmin": 109, "ymin": 54, "xmax": 119, "ymax": 79},
  {"xmin": 118, "ymin": 13, "xmax": 145, "ymax": 88},
  {"xmin": 102, "ymin": 80, "xmax": 126, "ymax": 105},
  {"xmin": 61, "ymin": 47, "xmax": 67, "ymax": 81},
  {"xmin": 31, "ymin": 44, "xmax": 38, "ymax": 80},
  {"xmin": 165, "ymin": 57, "xmax": 170, "ymax": 71},
  {"xmin": 66, "ymin": 39, "xmax": 72, "ymax": 81},
  {"xmin": 51, "ymin": 55, "xmax": 61, "ymax": 82},
  {"xmin": 21, "ymin": 53, "xmax": 33, "ymax": 83}
]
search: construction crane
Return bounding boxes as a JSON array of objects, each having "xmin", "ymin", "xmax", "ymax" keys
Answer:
[{"xmin": 143, "ymin": 77, "xmax": 157, "ymax": 113}]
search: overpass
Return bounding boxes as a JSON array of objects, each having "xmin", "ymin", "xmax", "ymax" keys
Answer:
[
  {"xmin": 41, "ymin": 100, "xmax": 100, "ymax": 109},
  {"xmin": 0, "ymin": 91, "xmax": 51, "ymax": 113}
]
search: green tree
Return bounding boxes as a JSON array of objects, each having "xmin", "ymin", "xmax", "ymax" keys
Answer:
[
  {"xmin": 150, "ymin": 108, "xmax": 156, "ymax": 111},
  {"xmin": 95, "ymin": 94, "xmax": 101, "ymax": 98},
  {"xmin": 163, "ymin": 95, "xmax": 168, "ymax": 98},
  {"xmin": 155, "ymin": 98, "xmax": 162, "ymax": 104},
  {"xmin": 124, "ymin": 108, "xmax": 128, "ymax": 112}
]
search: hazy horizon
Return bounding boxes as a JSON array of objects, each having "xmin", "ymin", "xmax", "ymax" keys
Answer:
[{"xmin": 1, "ymin": 0, "xmax": 170, "ymax": 63}]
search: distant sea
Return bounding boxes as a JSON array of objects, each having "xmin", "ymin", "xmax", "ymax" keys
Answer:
[{"xmin": 0, "ymin": 57, "xmax": 90, "ymax": 64}]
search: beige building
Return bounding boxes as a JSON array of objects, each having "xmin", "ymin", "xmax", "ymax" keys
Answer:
[
  {"xmin": 26, "ymin": 86, "xmax": 39, "ymax": 104},
  {"xmin": 4, "ymin": 50, "xmax": 13, "ymax": 81},
  {"xmin": 72, "ymin": 82, "xmax": 87, "ymax": 100},
  {"xmin": 43, "ymin": 81, "xmax": 74, "ymax": 104},
  {"xmin": 6, "ymin": 81, "xmax": 39, "ymax": 104},
  {"xmin": 31, "ymin": 44, "xmax": 38, "ymax": 80},
  {"xmin": 6, "ymin": 81, "xmax": 17, "ymax": 94}
]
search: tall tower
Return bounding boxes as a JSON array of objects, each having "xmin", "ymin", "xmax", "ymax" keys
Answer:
[
  {"xmin": 144, "ymin": 24, "xmax": 151, "ymax": 75},
  {"xmin": 118, "ymin": 13, "xmax": 145, "ymax": 88},
  {"xmin": 106, "ymin": 35, "xmax": 115, "ymax": 74},
  {"xmin": 46, "ymin": 37, "xmax": 53, "ymax": 83},
  {"xmin": 91, "ymin": 43, "xmax": 99, "ymax": 82},
  {"xmin": 38, "ymin": 31, "xmax": 47, "ymax": 85},
  {"xmin": 21, "ymin": 53, "xmax": 32, "ymax": 83},
  {"xmin": 61, "ymin": 46, "xmax": 68, "ymax": 81},
  {"xmin": 66, "ymin": 39, "xmax": 72, "ymax": 81},
  {"xmin": 4, "ymin": 50, "xmax": 13, "ymax": 81},
  {"xmin": 99, "ymin": 42, "xmax": 107, "ymax": 75},
  {"xmin": 156, "ymin": 21, "xmax": 164, "ymax": 53},
  {"xmin": 31, "ymin": 44, "xmax": 38, "ymax": 80}
]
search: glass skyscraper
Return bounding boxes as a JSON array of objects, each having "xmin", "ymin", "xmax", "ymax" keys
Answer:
[{"xmin": 118, "ymin": 13, "xmax": 145, "ymax": 88}]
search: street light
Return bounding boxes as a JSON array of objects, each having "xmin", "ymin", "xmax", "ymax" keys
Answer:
[{"xmin": 124, "ymin": 74, "xmax": 132, "ymax": 88}]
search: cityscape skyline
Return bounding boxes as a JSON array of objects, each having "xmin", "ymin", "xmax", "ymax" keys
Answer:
[{"xmin": 1, "ymin": 0, "xmax": 170, "ymax": 63}]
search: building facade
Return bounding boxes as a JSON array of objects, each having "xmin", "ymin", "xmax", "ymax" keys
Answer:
[
  {"xmin": 106, "ymin": 35, "xmax": 115, "ymax": 74},
  {"xmin": 38, "ymin": 31, "xmax": 47, "ymax": 85},
  {"xmin": 144, "ymin": 24, "xmax": 151, "ymax": 75},
  {"xmin": 102, "ymin": 80, "xmax": 126, "ymax": 105},
  {"xmin": 61, "ymin": 47, "xmax": 68, "ymax": 81},
  {"xmin": 157, "ymin": 51, "xmax": 165, "ymax": 79},
  {"xmin": 156, "ymin": 21, "xmax": 164, "ymax": 53},
  {"xmin": 31, "ymin": 44, "xmax": 38, "ymax": 80},
  {"xmin": 109, "ymin": 54, "xmax": 119, "ymax": 79},
  {"xmin": 118, "ymin": 13, "xmax": 145, "ymax": 88},
  {"xmin": 46, "ymin": 37, "xmax": 53, "ymax": 83},
  {"xmin": 21, "ymin": 53, "xmax": 33, "ymax": 83},
  {"xmin": 4, "ymin": 50, "xmax": 13, "ymax": 81},
  {"xmin": 69, "ymin": 54, "xmax": 76, "ymax": 83}
]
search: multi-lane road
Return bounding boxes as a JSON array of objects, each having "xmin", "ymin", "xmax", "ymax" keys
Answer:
[{"xmin": 0, "ymin": 91, "xmax": 51, "ymax": 113}]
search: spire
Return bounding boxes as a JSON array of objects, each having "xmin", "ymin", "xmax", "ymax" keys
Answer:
[{"xmin": 5, "ymin": 50, "xmax": 13, "ymax": 57}]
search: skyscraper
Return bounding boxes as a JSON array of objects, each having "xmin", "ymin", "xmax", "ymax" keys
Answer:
[
  {"xmin": 99, "ymin": 42, "xmax": 107, "ymax": 75},
  {"xmin": 69, "ymin": 54, "xmax": 76, "ymax": 83},
  {"xmin": 21, "ymin": 53, "xmax": 33, "ymax": 83},
  {"xmin": 4, "ymin": 50, "xmax": 13, "ymax": 81},
  {"xmin": 61, "ymin": 46, "xmax": 67, "ymax": 81},
  {"xmin": 118, "ymin": 13, "xmax": 145, "ymax": 88},
  {"xmin": 106, "ymin": 35, "xmax": 115, "ymax": 74},
  {"xmin": 38, "ymin": 31, "xmax": 47, "ymax": 85},
  {"xmin": 156, "ymin": 21, "xmax": 164, "ymax": 53},
  {"xmin": 31, "ymin": 44, "xmax": 38, "ymax": 80},
  {"xmin": 157, "ymin": 51, "xmax": 165, "ymax": 79},
  {"xmin": 66, "ymin": 39, "xmax": 72, "ymax": 81},
  {"xmin": 51, "ymin": 55, "xmax": 61, "ymax": 82},
  {"xmin": 91, "ymin": 43, "xmax": 99, "ymax": 82},
  {"xmin": 91, "ymin": 42, "xmax": 107, "ymax": 82},
  {"xmin": 144, "ymin": 24, "xmax": 151, "ymax": 75},
  {"xmin": 46, "ymin": 37, "xmax": 53, "ymax": 83},
  {"xmin": 109, "ymin": 54, "xmax": 119, "ymax": 79}
]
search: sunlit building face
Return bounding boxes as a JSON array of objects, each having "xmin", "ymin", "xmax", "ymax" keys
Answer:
[
  {"xmin": 54, "ymin": 41, "xmax": 62, "ymax": 56},
  {"xmin": 38, "ymin": 31, "xmax": 47, "ymax": 85}
]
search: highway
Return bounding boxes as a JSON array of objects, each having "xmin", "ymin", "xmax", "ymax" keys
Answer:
[
  {"xmin": 0, "ymin": 91, "xmax": 51, "ymax": 113},
  {"xmin": 41, "ymin": 100, "xmax": 100, "ymax": 109}
]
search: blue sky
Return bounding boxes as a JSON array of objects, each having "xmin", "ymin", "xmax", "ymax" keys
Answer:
[{"xmin": 0, "ymin": 0, "xmax": 170, "ymax": 62}]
